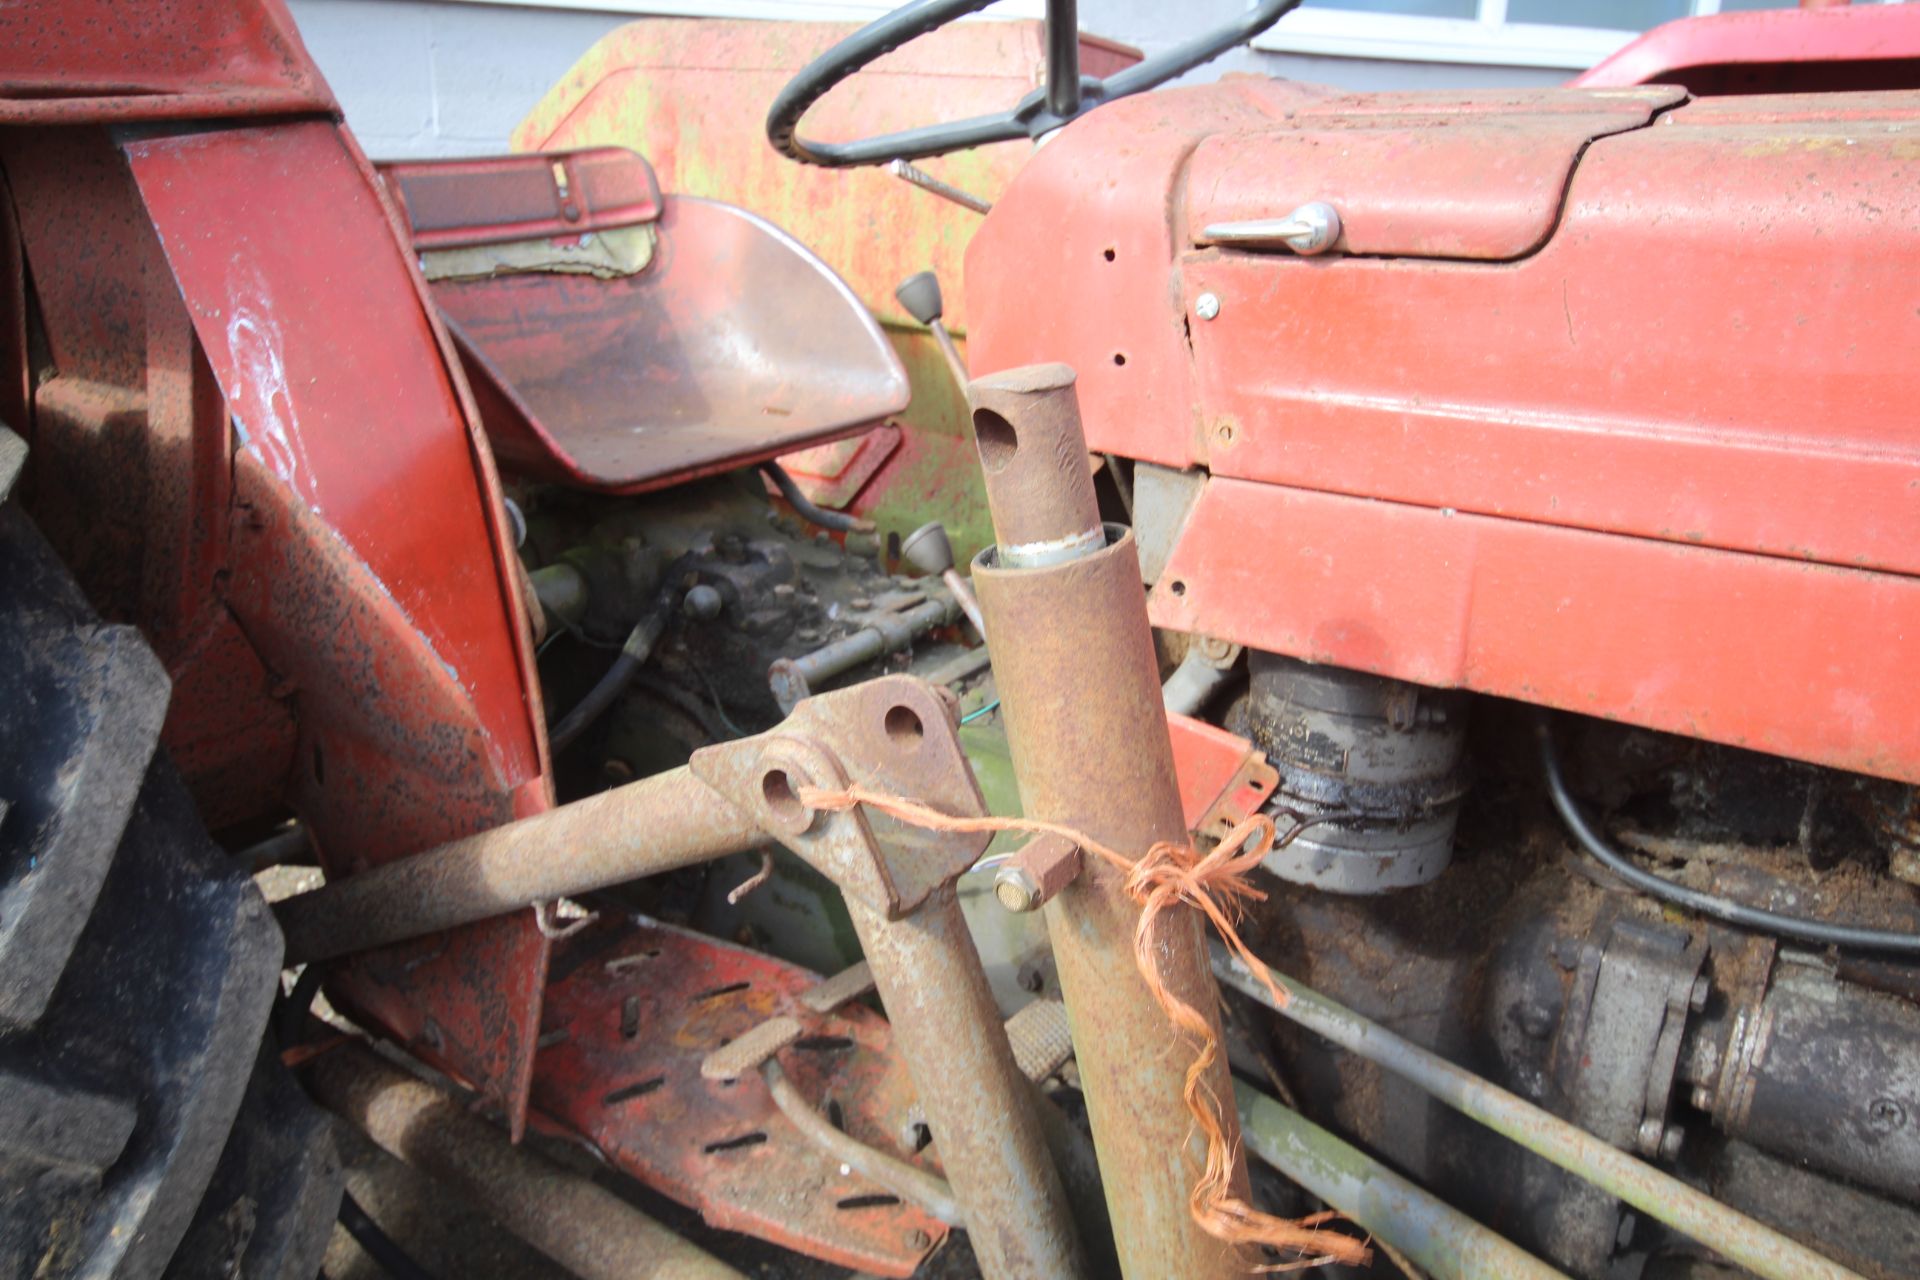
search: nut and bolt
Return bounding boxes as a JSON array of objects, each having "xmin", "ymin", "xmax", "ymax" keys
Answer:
[
  {"xmin": 993, "ymin": 865, "xmax": 1044, "ymax": 913},
  {"xmin": 1194, "ymin": 292, "xmax": 1221, "ymax": 321},
  {"xmin": 992, "ymin": 833, "xmax": 1082, "ymax": 914}
]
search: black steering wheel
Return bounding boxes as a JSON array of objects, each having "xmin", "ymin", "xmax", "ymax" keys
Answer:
[{"xmin": 767, "ymin": 0, "xmax": 1303, "ymax": 168}]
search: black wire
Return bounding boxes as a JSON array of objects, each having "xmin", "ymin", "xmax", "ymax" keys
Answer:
[
  {"xmin": 278, "ymin": 962, "xmax": 326, "ymax": 1048},
  {"xmin": 1537, "ymin": 713, "xmax": 1920, "ymax": 954},
  {"xmin": 547, "ymin": 579, "xmax": 682, "ymax": 752},
  {"xmin": 760, "ymin": 461, "xmax": 870, "ymax": 534},
  {"xmin": 337, "ymin": 1192, "xmax": 438, "ymax": 1280}
]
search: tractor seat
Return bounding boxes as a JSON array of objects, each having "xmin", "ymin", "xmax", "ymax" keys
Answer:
[{"xmin": 379, "ymin": 148, "xmax": 908, "ymax": 494}]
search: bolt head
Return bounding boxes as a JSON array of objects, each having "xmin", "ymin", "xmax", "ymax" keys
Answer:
[
  {"xmin": 1195, "ymin": 292, "xmax": 1221, "ymax": 321},
  {"xmin": 994, "ymin": 866, "xmax": 1041, "ymax": 913}
]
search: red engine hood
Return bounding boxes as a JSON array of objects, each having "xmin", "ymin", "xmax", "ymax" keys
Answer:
[{"xmin": 966, "ymin": 81, "xmax": 1920, "ymax": 783}]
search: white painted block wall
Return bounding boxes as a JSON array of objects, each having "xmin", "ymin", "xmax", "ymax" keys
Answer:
[{"xmin": 284, "ymin": 0, "xmax": 1560, "ymax": 160}]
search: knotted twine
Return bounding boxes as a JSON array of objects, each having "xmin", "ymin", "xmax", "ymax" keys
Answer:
[{"xmin": 795, "ymin": 782, "xmax": 1372, "ymax": 1271}]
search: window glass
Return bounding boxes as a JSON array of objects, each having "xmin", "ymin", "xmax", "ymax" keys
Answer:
[
  {"xmin": 1505, "ymin": 0, "xmax": 1689, "ymax": 29},
  {"xmin": 1304, "ymin": 0, "xmax": 1478, "ymax": 17}
]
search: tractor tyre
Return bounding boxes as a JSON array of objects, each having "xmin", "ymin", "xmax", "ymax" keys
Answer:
[{"xmin": 0, "ymin": 430, "xmax": 342, "ymax": 1279}]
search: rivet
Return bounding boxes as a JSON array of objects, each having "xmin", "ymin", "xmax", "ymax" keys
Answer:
[{"xmin": 1195, "ymin": 292, "xmax": 1221, "ymax": 321}]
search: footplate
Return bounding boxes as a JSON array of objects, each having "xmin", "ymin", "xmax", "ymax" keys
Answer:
[{"xmin": 529, "ymin": 918, "xmax": 946, "ymax": 1276}]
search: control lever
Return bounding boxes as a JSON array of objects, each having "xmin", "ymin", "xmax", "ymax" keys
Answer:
[
  {"xmin": 894, "ymin": 270, "xmax": 969, "ymax": 391},
  {"xmin": 901, "ymin": 519, "xmax": 986, "ymax": 641}
]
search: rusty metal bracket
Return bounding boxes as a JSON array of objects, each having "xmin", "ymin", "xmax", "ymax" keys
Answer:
[
  {"xmin": 281, "ymin": 673, "xmax": 1083, "ymax": 1279},
  {"xmin": 693, "ymin": 675, "xmax": 1086, "ymax": 1280},
  {"xmin": 690, "ymin": 675, "xmax": 989, "ymax": 919},
  {"xmin": 1168, "ymin": 711, "xmax": 1281, "ymax": 841}
]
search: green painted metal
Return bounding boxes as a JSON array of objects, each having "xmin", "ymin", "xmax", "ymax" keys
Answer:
[{"xmin": 1235, "ymin": 1082, "xmax": 1567, "ymax": 1280}]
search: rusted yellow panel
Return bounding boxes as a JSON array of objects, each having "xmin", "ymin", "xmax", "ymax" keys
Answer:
[{"xmin": 514, "ymin": 18, "xmax": 1137, "ymax": 557}]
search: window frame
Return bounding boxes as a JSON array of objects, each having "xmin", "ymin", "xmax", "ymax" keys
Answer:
[
  {"xmin": 435, "ymin": 0, "xmax": 1046, "ymax": 21},
  {"xmin": 1252, "ymin": 0, "xmax": 1721, "ymax": 71}
]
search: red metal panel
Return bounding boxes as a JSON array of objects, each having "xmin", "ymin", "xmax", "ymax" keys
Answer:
[
  {"xmin": 2, "ymin": 126, "xmax": 299, "ymax": 828},
  {"xmin": 122, "ymin": 120, "xmax": 552, "ymax": 1131},
  {"xmin": 966, "ymin": 79, "xmax": 1327, "ymax": 472},
  {"xmin": 1576, "ymin": 4, "xmax": 1920, "ymax": 92},
  {"xmin": 532, "ymin": 922, "xmax": 945, "ymax": 1278},
  {"xmin": 1186, "ymin": 89, "xmax": 1680, "ymax": 261},
  {"xmin": 1182, "ymin": 93, "xmax": 1920, "ymax": 577},
  {"xmin": 380, "ymin": 149, "xmax": 661, "ymax": 251},
  {"xmin": 1167, "ymin": 713, "xmax": 1279, "ymax": 839},
  {"xmin": 970, "ymin": 81, "xmax": 1920, "ymax": 783},
  {"xmin": 0, "ymin": 0, "xmax": 333, "ymax": 124},
  {"xmin": 1152, "ymin": 478, "xmax": 1920, "ymax": 785},
  {"xmin": 428, "ymin": 195, "xmax": 908, "ymax": 493}
]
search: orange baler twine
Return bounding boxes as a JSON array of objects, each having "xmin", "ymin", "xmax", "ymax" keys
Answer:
[{"xmin": 796, "ymin": 782, "xmax": 1371, "ymax": 1271}]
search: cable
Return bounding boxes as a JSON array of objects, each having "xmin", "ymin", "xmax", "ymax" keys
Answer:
[
  {"xmin": 959, "ymin": 698, "xmax": 999, "ymax": 725},
  {"xmin": 547, "ymin": 579, "xmax": 682, "ymax": 752},
  {"xmin": 337, "ymin": 1191, "xmax": 438, "ymax": 1280},
  {"xmin": 760, "ymin": 461, "xmax": 874, "ymax": 534},
  {"xmin": 1537, "ymin": 713, "xmax": 1920, "ymax": 954},
  {"xmin": 277, "ymin": 962, "xmax": 326, "ymax": 1049}
]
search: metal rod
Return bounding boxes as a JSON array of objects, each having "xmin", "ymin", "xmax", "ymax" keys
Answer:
[
  {"xmin": 761, "ymin": 1059, "xmax": 964, "ymax": 1226},
  {"xmin": 940, "ymin": 567, "xmax": 987, "ymax": 639},
  {"xmin": 888, "ymin": 158, "xmax": 993, "ymax": 215},
  {"xmin": 844, "ymin": 885, "xmax": 1087, "ymax": 1279},
  {"xmin": 309, "ymin": 1043, "xmax": 745, "ymax": 1280},
  {"xmin": 277, "ymin": 766, "xmax": 762, "ymax": 964},
  {"xmin": 968, "ymin": 363, "xmax": 1245, "ymax": 1279},
  {"xmin": 930, "ymin": 319, "xmax": 970, "ymax": 390},
  {"xmin": 240, "ymin": 822, "xmax": 312, "ymax": 871},
  {"xmin": 767, "ymin": 595, "xmax": 958, "ymax": 713},
  {"xmin": 1235, "ymin": 1080, "xmax": 1567, "ymax": 1280},
  {"xmin": 1043, "ymin": 0, "xmax": 1082, "ymax": 118},
  {"xmin": 1212, "ymin": 946, "xmax": 1867, "ymax": 1280}
]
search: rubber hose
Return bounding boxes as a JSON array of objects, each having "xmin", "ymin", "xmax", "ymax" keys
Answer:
[
  {"xmin": 1538, "ymin": 713, "xmax": 1920, "ymax": 954},
  {"xmin": 760, "ymin": 461, "xmax": 873, "ymax": 534}
]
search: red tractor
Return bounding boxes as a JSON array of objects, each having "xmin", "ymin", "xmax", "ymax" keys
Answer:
[{"xmin": 3, "ymin": 2, "xmax": 1919, "ymax": 1278}]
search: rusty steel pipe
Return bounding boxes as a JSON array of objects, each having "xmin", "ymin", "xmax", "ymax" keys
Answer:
[
  {"xmin": 967, "ymin": 365, "xmax": 1247, "ymax": 1279},
  {"xmin": 844, "ymin": 885, "xmax": 1087, "ymax": 1280},
  {"xmin": 309, "ymin": 1043, "xmax": 744, "ymax": 1280},
  {"xmin": 968, "ymin": 364, "xmax": 1106, "ymax": 567},
  {"xmin": 277, "ymin": 766, "xmax": 762, "ymax": 964},
  {"xmin": 1214, "ymin": 948, "xmax": 1865, "ymax": 1280}
]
